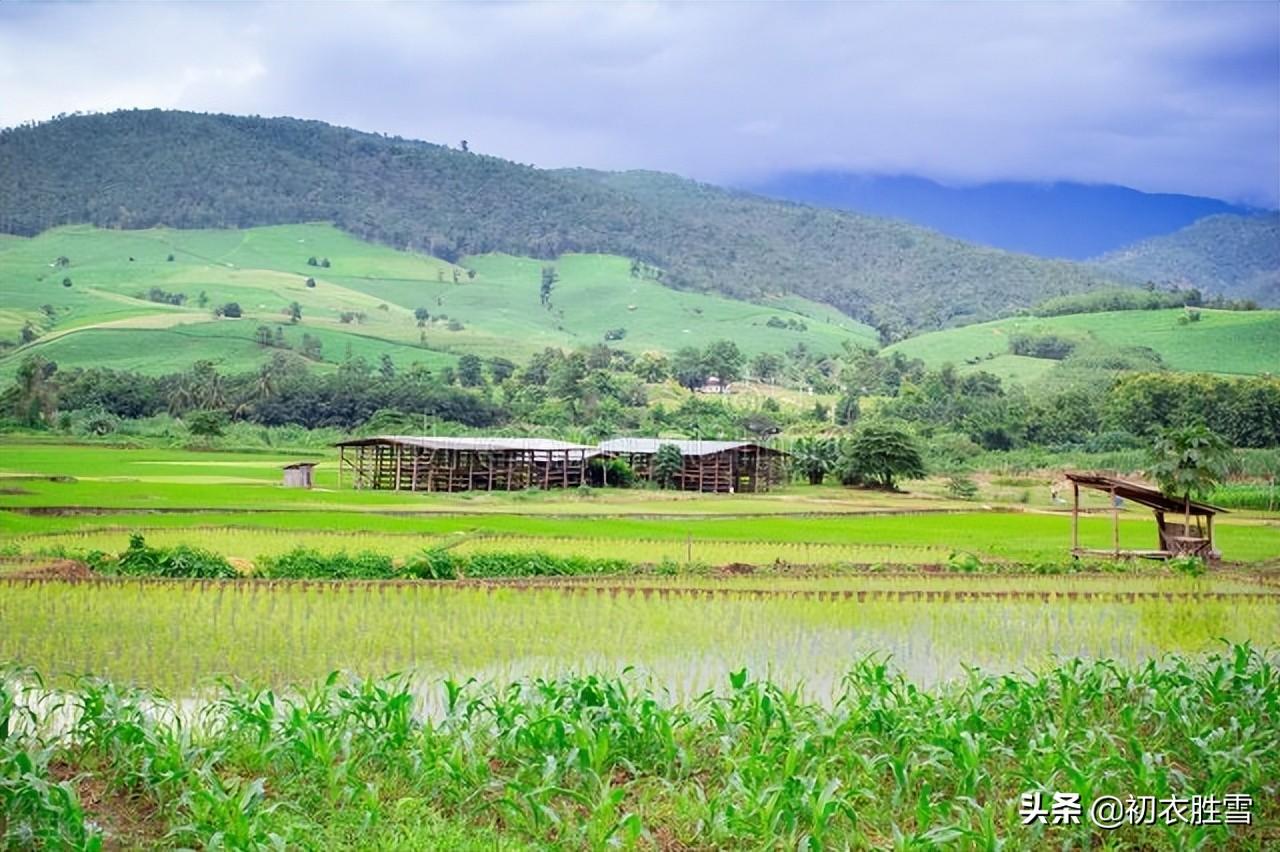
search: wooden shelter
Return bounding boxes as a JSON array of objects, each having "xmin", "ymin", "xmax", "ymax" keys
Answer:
[
  {"xmin": 281, "ymin": 462, "xmax": 316, "ymax": 489},
  {"xmin": 334, "ymin": 436, "xmax": 598, "ymax": 492},
  {"xmin": 597, "ymin": 438, "xmax": 788, "ymax": 493},
  {"xmin": 1064, "ymin": 472, "xmax": 1225, "ymax": 560}
]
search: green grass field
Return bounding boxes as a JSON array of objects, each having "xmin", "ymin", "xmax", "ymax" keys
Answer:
[
  {"xmin": 4, "ymin": 442, "xmax": 1280, "ymax": 564},
  {"xmin": 884, "ymin": 307, "xmax": 1280, "ymax": 381},
  {"xmin": 0, "ymin": 224, "xmax": 876, "ymax": 377}
]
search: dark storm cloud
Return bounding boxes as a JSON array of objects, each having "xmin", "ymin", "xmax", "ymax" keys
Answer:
[{"xmin": 2, "ymin": 1, "xmax": 1276, "ymax": 204}]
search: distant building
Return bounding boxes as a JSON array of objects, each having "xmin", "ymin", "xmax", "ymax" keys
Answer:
[
  {"xmin": 282, "ymin": 462, "xmax": 317, "ymax": 489},
  {"xmin": 697, "ymin": 375, "xmax": 731, "ymax": 394},
  {"xmin": 597, "ymin": 438, "xmax": 788, "ymax": 493}
]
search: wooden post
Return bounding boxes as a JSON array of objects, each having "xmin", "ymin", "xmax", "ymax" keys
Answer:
[
  {"xmin": 1071, "ymin": 481, "xmax": 1079, "ymax": 552},
  {"xmin": 394, "ymin": 444, "xmax": 403, "ymax": 491},
  {"xmin": 1207, "ymin": 513, "xmax": 1215, "ymax": 554},
  {"xmin": 1111, "ymin": 486, "xmax": 1120, "ymax": 557},
  {"xmin": 338, "ymin": 446, "xmax": 344, "ymax": 490}
]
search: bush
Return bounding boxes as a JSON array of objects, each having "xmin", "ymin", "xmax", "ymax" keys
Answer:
[
  {"xmin": 946, "ymin": 551, "xmax": 984, "ymax": 573},
  {"xmin": 92, "ymin": 534, "xmax": 237, "ymax": 579},
  {"xmin": 259, "ymin": 548, "xmax": 396, "ymax": 580},
  {"xmin": 945, "ymin": 475, "xmax": 979, "ymax": 500},
  {"xmin": 1168, "ymin": 555, "xmax": 1206, "ymax": 577}
]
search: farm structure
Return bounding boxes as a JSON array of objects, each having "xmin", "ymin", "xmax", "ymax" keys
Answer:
[
  {"xmin": 281, "ymin": 462, "xmax": 316, "ymax": 489},
  {"xmin": 335, "ymin": 436, "xmax": 598, "ymax": 493},
  {"xmin": 1065, "ymin": 472, "xmax": 1225, "ymax": 560},
  {"xmin": 598, "ymin": 438, "xmax": 788, "ymax": 493}
]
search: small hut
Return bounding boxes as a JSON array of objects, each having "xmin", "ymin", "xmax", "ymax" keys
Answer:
[
  {"xmin": 282, "ymin": 462, "xmax": 317, "ymax": 489},
  {"xmin": 1064, "ymin": 472, "xmax": 1225, "ymax": 560},
  {"xmin": 598, "ymin": 438, "xmax": 788, "ymax": 493}
]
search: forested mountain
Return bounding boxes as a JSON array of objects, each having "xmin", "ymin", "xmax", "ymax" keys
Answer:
[
  {"xmin": 1093, "ymin": 214, "xmax": 1280, "ymax": 306},
  {"xmin": 0, "ymin": 110, "xmax": 1120, "ymax": 337},
  {"xmin": 741, "ymin": 173, "xmax": 1259, "ymax": 259}
]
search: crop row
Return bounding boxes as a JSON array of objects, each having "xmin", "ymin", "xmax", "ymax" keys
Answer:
[
  {"xmin": 4, "ymin": 576, "xmax": 1277, "ymax": 604},
  {"xmin": 1, "ymin": 580, "xmax": 1275, "ymax": 696},
  {"xmin": 10, "ymin": 526, "xmax": 954, "ymax": 566},
  {"xmin": 4, "ymin": 646, "xmax": 1277, "ymax": 849}
]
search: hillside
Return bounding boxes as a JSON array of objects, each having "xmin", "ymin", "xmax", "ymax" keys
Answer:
[
  {"xmin": 741, "ymin": 173, "xmax": 1258, "ymax": 259},
  {"xmin": 0, "ymin": 223, "xmax": 874, "ymax": 377},
  {"xmin": 883, "ymin": 308, "xmax": 1280, "ymax": 386},
  {"xmin": 0, "ymin": 110, "xmax": 1122, "ymax": 336},
  {"xmin": 1093, "ymin": 213, "xmax": 1280, "ymax": 306}
]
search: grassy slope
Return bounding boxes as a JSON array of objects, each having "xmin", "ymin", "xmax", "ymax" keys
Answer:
[
  {"xmin": 884, "ymin": 308, "xmax": 1280, "ymax": 381},
  {"xmin": 0, "ymin": 224, "xmax": 874, "ymax": 376}
]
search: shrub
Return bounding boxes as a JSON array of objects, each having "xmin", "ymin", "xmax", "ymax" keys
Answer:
[
  {"xmin": 945, "ymin": 475, "xmax": 979, "ymax": 500},
  {"xmin": 95, "ymin": 534, "xmax": 237, "ymax": 579},
  {"xmin": 1168, "ymin": 555, "xmax": 1206, "ymax": 577},
  {"xmin": 946, "ymin": 551, "xmax": 984, "ymax": 573},
  {"xmin": 259, "ymin": 548, "xmax": 396, "ymax": 580}
]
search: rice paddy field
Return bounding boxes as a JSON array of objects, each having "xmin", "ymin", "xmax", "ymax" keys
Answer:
[{"xmin": 2, "ymin": 439, "xmax": 1279, "ymax": 848}]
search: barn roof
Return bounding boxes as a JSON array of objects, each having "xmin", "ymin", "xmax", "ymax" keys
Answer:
[
  {"xmin": 598, "ymin": 438, "xmax": 784, "ymax": 457},
  {"xmin": 1064, "ymin": 472, "xmax": 1225, "ymax": 516},
  {"xmin": 334, "ymin": 435, "xmax": 599, "ymax": 453},
  {"xmin": 282, "ymin": 462, "xmax": 318, "ymax": 470}
]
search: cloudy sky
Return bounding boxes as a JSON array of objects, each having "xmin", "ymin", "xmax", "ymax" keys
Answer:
[{"xmin": 2, "ymin": 1, "xmax": 1277, "ymax": 204}]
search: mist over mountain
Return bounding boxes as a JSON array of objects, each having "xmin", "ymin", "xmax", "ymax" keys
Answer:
[{"xmin": 741, "ymin": 173, "xmax": 1262, "ymax": 260}]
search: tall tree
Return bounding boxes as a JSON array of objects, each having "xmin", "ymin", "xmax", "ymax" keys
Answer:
[{"xmin": 839, "ymin": 425, "xmax": 925, "ymax": 490}]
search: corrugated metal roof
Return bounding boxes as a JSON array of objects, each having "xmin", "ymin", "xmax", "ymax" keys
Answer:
[
  {"xmin": 598, "ymin": 438, "xmax": 773, "ymax": 456},
  {"xmin": 334, "ymin": 435, "xmax": 598, "ymax": 453}
]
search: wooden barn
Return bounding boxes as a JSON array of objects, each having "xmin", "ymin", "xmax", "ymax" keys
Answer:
[
  {"xmin": 335, "ymin": 436, "xmax": 598, "ymax": 493},
  {"xmin": 1064, "ymin": 472, "xmax": 1226, "ymax": 560},
  {"xmin": 597, "ymin": 438, "xmax": 788, "ymax": 493}
]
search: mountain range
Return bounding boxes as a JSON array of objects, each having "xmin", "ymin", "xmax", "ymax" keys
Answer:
[
  {"xmin": 1, "ymin": 110, "xmax": 1276, "ymax": 340},
  {"xmin": 741, "ymin": 172, "xmax": 1264, "ymax": 260}
]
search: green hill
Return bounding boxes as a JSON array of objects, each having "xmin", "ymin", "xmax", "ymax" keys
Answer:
[
  {"xmin": 883, "ymin": 308, "xmax": 1280, "ymax": 385},
  {"xmin": 1093, "ymin": 213, "xmax": 1280, "ymax": 306},
  {"xmin": 0, "ymin": 223, "xmax": 874, "ymax": 377},
  {"xmin": 0, "ymin": 109, "xmax": 1122, "ymax": 336}
]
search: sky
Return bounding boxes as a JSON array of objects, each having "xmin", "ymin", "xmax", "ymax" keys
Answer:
[{"xmin": 2, "ymin": 1, "xmax": 1277, "ymax": 205}]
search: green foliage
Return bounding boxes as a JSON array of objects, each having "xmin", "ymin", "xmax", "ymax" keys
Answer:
[
  {"xmin": 259, "ymin": 548, "xmax": 396, "ymax": 580},
  {"xmin": 1007, "ymin": 331, "xmax": 1077, "ymax": 359},
  {"xmin": 90, "ymin": 533, "xmax": 237, "ymax": 578},
  {"xmin": 839, "ymin": 425, "xmax": 926, "ymax": 489},
  {"xmin": 790, "ymin": 436, "xmax": 839, "ymax": 485},
  {"xmin": 945, "ymin": 475, "xmax": 979, "ymax": 500},
  {"xmin": 1149, "ymin": 425, "xmax": 1234, "ymax": 511},
  {"xmin": 652, "ymin": 443, "xmax": 684, "ymax": 489},
  {"xmin": 945, "ymin": 551, "xmax": 984, "ymax": 572},
  {"xmin": 1033, "ymin": 286, "xmax": 1206, "ymax": 316},
  {"xmin": 185, "ymin": 409, "xmax": 227, "ymax": 437},
  {"xmin": 1167, "ymin": 555, "xmax": 1206, "ymax": 577}
]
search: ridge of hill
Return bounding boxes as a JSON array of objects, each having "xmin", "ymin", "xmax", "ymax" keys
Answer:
[
  {"xmin": 739, "ymin": 172, "xmax": 1260, "ymax": 260},
  {"xmin": 1091, "ymin": 213, "xmax": 1280, "ymax": 306},
  {"xmin": 0, "ymin": 110, "xmax": 1122, "ymax": 337}
]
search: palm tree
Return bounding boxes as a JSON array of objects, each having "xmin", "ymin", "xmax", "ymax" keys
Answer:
[{"xmin": 1149, "ymin": 425, "xmax": 1234, "ymax": 537}]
